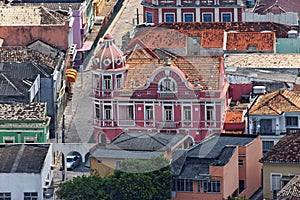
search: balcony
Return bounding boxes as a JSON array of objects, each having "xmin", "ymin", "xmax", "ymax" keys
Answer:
[
  {"xmin": 156, "ymin": 121, "xmax": 181, "ymax": 129},
  {"xmin": 118, "ymin": 120, "xmax": 135, "ymax": 126}
]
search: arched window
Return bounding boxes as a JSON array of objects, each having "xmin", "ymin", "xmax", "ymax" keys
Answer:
[
  {"xmin": 99, "ymin": 133, "xmax": 107, "ymax": 144},
  {"xmin": 159, "ymin": 78, "xmax": 177, "ymax": 92}
]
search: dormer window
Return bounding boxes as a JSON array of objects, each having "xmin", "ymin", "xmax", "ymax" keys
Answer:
[{"xmin": 159, "ymin": 78, "xmax": 176, "ymax": 92}]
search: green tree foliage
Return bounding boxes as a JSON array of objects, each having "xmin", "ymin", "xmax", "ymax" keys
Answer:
[{"xmin": 56, "ymin": 156, "xmax": 172, "ymax": 200}]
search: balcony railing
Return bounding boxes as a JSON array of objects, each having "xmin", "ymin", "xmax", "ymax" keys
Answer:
[
  {"xmin": 118, "ymin": 120, "xmax": 135, "ymax": 126},
  {"xmin": 93, "ymin": 118, "xmax": 222, "ymax": 129},
  {"xmin": 156, "ymin": 121, "xmax": 181, "ymax": 129}
]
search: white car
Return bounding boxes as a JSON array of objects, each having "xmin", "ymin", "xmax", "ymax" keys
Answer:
[{"xmin": 66, "ymin": 155, "xmax": 80, "ymax": 170}]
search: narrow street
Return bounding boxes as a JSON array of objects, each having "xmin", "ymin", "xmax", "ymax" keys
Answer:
[
  {"xmin": 62, "ymin": 0, "xmax": 143, "ymax": 144},
  {"xmin": 52, "ymin": 0, "xmax": 144, "ymax": 195}
]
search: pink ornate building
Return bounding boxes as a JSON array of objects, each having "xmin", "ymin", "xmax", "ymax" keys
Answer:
[
  {"xmin": 91, "ymin": 33, "xmax": 229, "ymax": 143},
  {"xmin": 141, "ymin": 0, "xmax": 244, "ymax": 24}
]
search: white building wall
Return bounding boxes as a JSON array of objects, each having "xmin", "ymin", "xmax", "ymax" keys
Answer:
[{"xmin": 0, "ymin": 173, "xmax": 42, "ymax": 200}]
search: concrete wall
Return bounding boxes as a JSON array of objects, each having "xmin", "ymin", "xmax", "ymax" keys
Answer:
[
  {"xmin": 0, "ymin": 173, "xmax": 42, "ymax": 200},
  {"xmin": 243, "ymin": 12, "xmax": 298, "ymax": 26}
]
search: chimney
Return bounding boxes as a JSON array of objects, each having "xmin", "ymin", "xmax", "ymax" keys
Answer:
[{"xmin": 164, "ymin": 58, "xmax": 171, "ymax": 66}]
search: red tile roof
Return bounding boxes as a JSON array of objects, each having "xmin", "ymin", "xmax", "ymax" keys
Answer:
[
  {"xmin": 225, "ymin": 110, "xmax": 244, "ymax": 123},
  {"xmin": 156, "ymin": 22, "xmax": 295, "ymax": 38},
  {"xmin": 225, "ymin": 32, "xmax": 275, "ymax": 51},
  {"xmin": 125, "ymin": 47, "xmax": 221, "ymax": 90},
  {"xmin": 260, "ymin": 132, "xmax": 300, "ymax": 163},
  {"xmin": 249, "ymin": 89, "xmax": 300, "ymax": 115},
  {"xmin": 254, "ymin": 0, "xmax": 300, "ymax": 14}
]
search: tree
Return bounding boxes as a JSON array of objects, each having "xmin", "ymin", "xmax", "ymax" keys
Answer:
[{"xmin": 56, "ymin": 156, "xmax": 172, "ymax": 200}]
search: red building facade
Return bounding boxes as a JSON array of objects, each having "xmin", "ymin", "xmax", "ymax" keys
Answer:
[
  {"xmin": 91, "ymin": 34, "xmax": 229, "ymax": 143},
  {"xmin": 142, "ymin": 0, "xmax": 244, "ymax": 24}
]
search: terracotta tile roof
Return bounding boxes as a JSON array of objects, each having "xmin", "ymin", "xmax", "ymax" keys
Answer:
[
  {"xmin": 254, "ymin": 0, "xmax": 300, "ymax": 14},
  {"xmin": 249, "ymin": 89, "xmax": 300, "ymax": 115},
  {"xmin": 0, "ymin": 6, "xmax": 66, "ymax": 25},
  {"xmin": 225, "ymin": 32, "xmax": 275, "ymax": 51},
  {"xmin": 225, "ymin": 54, "xmax": 300, "ymax": 68},
  {"xmin": 278, "ymin": 175, "xmax": 300, "ymax": 198},
  {"xmin": 0, "ymin": 47, "xmax": 58, "ymax": 68},
  {"xmin": 125, "ymin": 48, "xmax": 220, "ymax": 90},
  {"xmin": 225, "ymin": 110, "xmax": 244, "ymax": 123},
  {"xmin": 125, "ymin": 52, "xmax": 221, "ymax": 90},
  {"xmin": 201, "ymin": 29, "xmax": 224, "ymax": 48},
  {"xmin": 156, "ymin": 22, "xmax": 295, "ymax": 38},
  {"xmin": 260, "ymin": 132, "xmax": 300, "ymax": 163},
  {"xmin": 0, "ymin": 102, "xmax": 46, "ymax": 121},
  {"xmin": 128, "ymin": 27, "xmax": 187, "ymax": 50}
]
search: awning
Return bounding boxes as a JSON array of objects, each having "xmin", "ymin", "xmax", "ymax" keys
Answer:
[
  {"xmin": 66, "ymin": 68, "xmax": 78, "ymax": 82},
  {"xmin": 77, "ymin": 41, "xmax": 93, "ymax": 52}
]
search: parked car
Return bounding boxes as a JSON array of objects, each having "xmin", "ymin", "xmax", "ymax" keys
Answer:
[{"xmin": 66, "ymin": 155, "xmax": 80, "ymax": 170}]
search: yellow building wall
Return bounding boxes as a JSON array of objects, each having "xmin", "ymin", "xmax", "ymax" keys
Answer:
[
  {"xmin": 262, "ymin": 163, "xmax": 300, "ymax": 199},
  {"xmin": 90, "ymin": 157, "xmax": 120, "ymax": 177}
]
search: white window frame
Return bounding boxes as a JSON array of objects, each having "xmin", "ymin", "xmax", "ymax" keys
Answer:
[
  {"xmin": 115, "ymin": 73, "xmax": 123, "ymax": 89},
  {"xmin": 158, "ymin": 77, "xmax": 177, "ymax": 92},
  {"xmin": 118, "ymin": 104, "xmax": 135, "ymax": 126},
  {"xmin": 93, "ymin": 73, "xmax": 100, "ymax": 89},
  {"xmin": 145, "ymin": 104, "xmax": 154, "ymax": 121},
  {"xmin": 205, "ymin": 104, "xmax": 215, "ymax": 126},
  {"xmin": 221, "ymin": 12, "xmax": 232, "ymax": 22},
  {"xmin": 24, "ymin": 192, "xmax": 38, "ymax": 200},
  {"xmin": 95, "ymin": 103, "xmax": 100, "ymax": 119},
  {"xmin": 24, "ymin": 136, "xmax": 37, "ymax": 143},
  {"xmin": 164, "ymin": 13, "xmax": 175, "ymax": 22},
  {"xmin": 270, "ymin": 173, "xmax": 282, "ymax": 191},
  {"xmin": 0, "ymin": 192, "xmax": 11, "ymax": 200},
  {"xmin": 163, "ymin": 105, "xmax": 174, "ymax": 121},
  {"xmin": 103, "ymin": 104, "xmax": 112, "ymax": 120},
  {"xmin": 3, "ymin": 136, "xmax": 15, "ymax": 143},
  {"xmin": 102, "ymin": 74, "xmax": 112, "ymax": 90},
  {"xmin": 202, "ymin": 12, "xmax": 213, "ymax": 22},
  {"xmin": 183, "ymin": 13, "xmax": 194, "ymax": 22},
  {"xmin": 285, "ymin": 116, "xmax": 298, "ymax": 127},
  {"xmin": 183, "ymin": 105, "xmax": 192, "ymax": 121}
]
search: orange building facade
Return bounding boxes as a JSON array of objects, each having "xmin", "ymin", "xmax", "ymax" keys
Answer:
[{"xmin": 171, "ymin": 134, "xmax": 262, "ymax": 200}]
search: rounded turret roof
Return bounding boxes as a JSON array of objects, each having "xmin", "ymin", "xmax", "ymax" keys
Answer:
[{"xmin": 92, "ymin": 33, "xmax": 125, "ymax": 70}]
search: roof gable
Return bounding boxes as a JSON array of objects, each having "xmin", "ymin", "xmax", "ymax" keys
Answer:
[
  {"xmin": 254, "ymin": 0, "xmax": 300, "ymax": 14},
  {"xmin": 249, "ymin": 89, "xmax": 300, "ymax": 115}
]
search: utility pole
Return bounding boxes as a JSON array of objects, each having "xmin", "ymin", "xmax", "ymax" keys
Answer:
[
  {"xmin": 62, "ymin": 114, "xmax": 65, "ymax": 143},
  {"xmin": 61, "ymin": 114, "xmax": 65, "ymax": 181}
]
